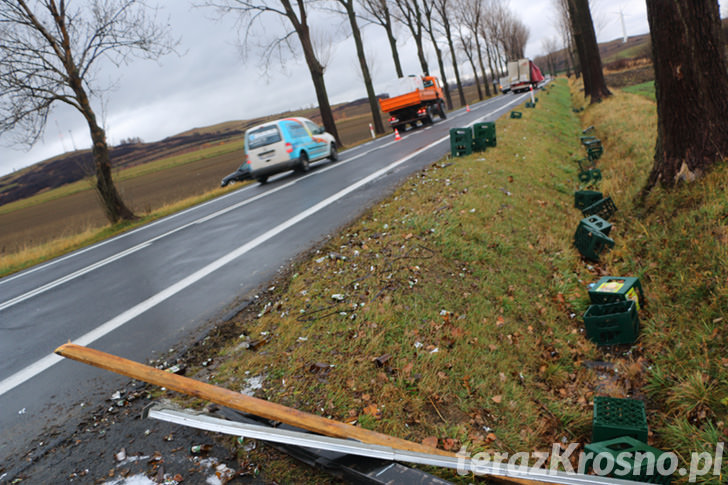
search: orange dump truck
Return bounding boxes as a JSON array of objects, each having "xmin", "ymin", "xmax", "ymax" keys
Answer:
[{"xmin": 379, "ymin": 75, "xmax": 447, "ymax": 131}]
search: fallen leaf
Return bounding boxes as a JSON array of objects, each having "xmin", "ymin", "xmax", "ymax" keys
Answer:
[
  {"xmin": 421, "ymin": 436, "xmax": 438, "ymax": 449},
  {"xmin": 362, "ymin": 403, "xmax": 381, "ymax": 419},
  {"xmin": 486, "ymin": 433, "xmax": 497, "ymax": 442},
  {"xmin": 442, "ymin": 438, "xmax": 457, "ymax": 451},
  {"xmin": 492, "ymin": 395, "xmax": 503, "ymax": 404}
]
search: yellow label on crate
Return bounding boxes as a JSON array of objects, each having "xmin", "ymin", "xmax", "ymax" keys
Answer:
[
  {"xmin": 597, "ymin": 281, "xmax": 624, "ymax": 293},
  {"xmin": 626, "ymin": 287, "xmax": 640, "ymax": 310}
]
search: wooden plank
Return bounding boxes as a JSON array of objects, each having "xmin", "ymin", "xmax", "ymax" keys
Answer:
[
  {"xmin": 55, "ymin": 343, "xmax": 451, "ymax": 456},
  {"xmin": 55, "ymin": 343, "xmax": 560, "ymax": 484}
]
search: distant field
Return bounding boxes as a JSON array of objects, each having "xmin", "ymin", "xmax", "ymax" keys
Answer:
[
  {"xmin": 0, "ymin": 81, "xmax": 489, "ymax": 258},
  {"xmin": 622, "ymin": 81, "xmax": 656, "ymax": 101}
]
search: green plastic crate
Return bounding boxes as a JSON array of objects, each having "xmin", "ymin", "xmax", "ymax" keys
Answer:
[
  {"xmin": 449, "ymin": 128, "xmax": 473, "ymax": 157},
  {"xmin": 588, "ymin": 145, "xmax": 604, "ymax": 161},
  {"xmin": 593, "ymin": 397, "xmax": 648, "ymax": 442},
  {"xmin": 472, "ymin": 122, "xmax": 496, "ymax": 151},
  {"xmin": 510, "ymin": 111, "xmax": 522, "ymax": 119},
  {"xmin": 580, "ymin": 215, "xmax": 612, "ymax": 236},
  {"xmin": 574, "ymin": 223, "xmax": 614, "ymax": 261},
  {"xmin": 582, "ymin": 125, "xmax": 595, "ymax": 134},
  {"xmin": 581, "ymin": 135, "xmax": 598, "ymax": 145},
  {"xmin": 582, "ymin": 196, "xmax": 618, "ymax": 220},
  {"xmin": 584, "ymin": 300, "xmax": 639, "ymax": 346},
  {"xmin": 574, "ymin": 190, "xmax": 603, "ymax": 210},
  {"xmin": 584, "ymin": 436, "xmax": 672, "ymax": 484},
  {"xmin": 578, "ymin": 168, "xmax": 602, "ymax": 184},
  {"xmin": 589, "ymin": 276, "xmax": 644, "ymax": 310},
  {"xmin": 525, "ymin": 101, "xmax": 536, "ymax": 108},
  {"xmin": 584, "ymin": 139, "xmax": 602, "ymax": 149}
]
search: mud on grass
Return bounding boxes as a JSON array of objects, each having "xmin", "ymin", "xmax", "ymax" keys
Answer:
[{"xmin": 165, "ymin": 79, "xmax": 650, "ymax": 482}]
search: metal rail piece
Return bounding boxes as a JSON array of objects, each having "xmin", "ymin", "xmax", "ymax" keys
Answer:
[{"xmin": 145, "ymin": 405, "xmax": 650, "ymax": 485}]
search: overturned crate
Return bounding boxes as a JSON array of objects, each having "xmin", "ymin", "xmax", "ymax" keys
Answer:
[
  {"xmin": 574, "ymin": 190, "xmax": 603, "ymax": 210},
  {"xmin": 582, "ymin": 196, "xmax": 618, "ymax": 220},
  {"xmin": 574, "ymin": 220, "xmax": 614, "ymax": 261},
  {"xmin": 510, "ymin": 111, "xmax": 522, "ymax": 119}
]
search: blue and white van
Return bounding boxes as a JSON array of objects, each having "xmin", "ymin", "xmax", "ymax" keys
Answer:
[{"xmin": 244, "ymin": 117, "xmax": 338, "ymax": 184}]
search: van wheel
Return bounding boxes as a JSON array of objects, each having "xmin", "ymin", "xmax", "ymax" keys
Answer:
[
  {"xmin": 297, "ymin": 152, "xmax": 310, "ymax": 172},
  {"xmin": 257, "ymin": 175, "xmax": 268, "ymax": 184},
  {"xmin": 329, "ymin": 143, "xmax": 338, "ymax": 162}
]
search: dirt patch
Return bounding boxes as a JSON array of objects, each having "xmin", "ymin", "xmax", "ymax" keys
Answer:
[{"xmin": 605, "ymin": 63, "xmax": 655, "ymax": 88}]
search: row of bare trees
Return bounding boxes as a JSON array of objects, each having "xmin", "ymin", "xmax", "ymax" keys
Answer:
[{"xmin": 0, "ymin": 0, "xmax": 529, "ymax": 224}]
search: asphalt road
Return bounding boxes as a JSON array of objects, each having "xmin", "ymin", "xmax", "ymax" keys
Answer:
[{"xmin": 0, "ymin": 91, "xmax": 531, "ymax": 477}]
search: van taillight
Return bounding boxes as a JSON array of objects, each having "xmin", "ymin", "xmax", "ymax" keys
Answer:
[{"xmin": 286, "ymin": 143, "xmax": 294, "ymax": 153}]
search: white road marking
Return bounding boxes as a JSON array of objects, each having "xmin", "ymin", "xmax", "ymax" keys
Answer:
[{"xmin": 0, "ymin": 93, "xmax": 529, "ymax": 396}]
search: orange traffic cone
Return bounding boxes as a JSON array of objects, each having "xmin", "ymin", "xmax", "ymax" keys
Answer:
[
  {"xmin": 394, "ymin": 129, "xmax": 401, "ymax": 141},
  {"xmin": 466, "ymin": 105, "xmax": 470, "ymax": 112}
]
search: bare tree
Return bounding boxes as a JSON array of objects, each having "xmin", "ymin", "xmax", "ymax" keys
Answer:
[
  {"xmin": 501, "ymin": 10, "xmax": 529, "ymax": 60},
  {"xmin": 458, "ymin": 0, "xmax": 490, "ymax": 97},
  {"xmin": 0, "ymin": 0, "xmax": 175, "ymax": 223},
  {"xmin": 334, "ymin": 0, "xmax": 385, "ymax": 134},
  {"xmin": 358, "ymin": 0, "xmax": 403, "ymax": 78},
  {"xmin": 392, "ymin": 0, "xmax": 429, "ymax": 75},
  {"xmin": 642, "ymin": 0, "xmax": 728, "ymax": 193},
  {"xmin": 553, "ymin": 0, "xmax": 577, "ymax": 76},
  {"xmin": 566, "ymin": 0, "xmax": 610, "ymax": 102},
  {"xmin": 203, "ymin": 0, "xmax": 341, "ymax": 145},
  {"xmin": 541, "ymin": 36, "xmax": 559, "ymax": 76},
  {"xmin": 431, "ymin": 0, "xmax": 466, "ymax": 106},
  {"xmin": 422, "ymin": 0, "xmax": 453, "ymax": 109},
  {"xmin": 457, "ymin": 26, "xmax": 482, "ymax": 100}
]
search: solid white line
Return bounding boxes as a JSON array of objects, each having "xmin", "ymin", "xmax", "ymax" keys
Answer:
[{"xmin": 0, "ymin": 93, "xmax": 529, "ymax": 396}]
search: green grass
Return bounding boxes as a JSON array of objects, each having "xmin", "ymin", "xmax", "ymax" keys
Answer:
[{"xmin": 622, "ymin": 81, "xmax": 656, "ymax": 101}]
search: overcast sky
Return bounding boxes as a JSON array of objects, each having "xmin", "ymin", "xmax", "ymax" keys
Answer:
[{"xmin": 0, "ymin": 0, "xmax": 725, "ymax": 177}]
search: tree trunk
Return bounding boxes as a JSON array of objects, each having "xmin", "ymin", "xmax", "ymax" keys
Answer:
[
  {"xmin": 71, "ymin": 75, "xmax": 134, "ymax": 223},
  {"xmin": 384, "ymin": 22, "xmax": 404, "ymax": 78},
  {"xmin": 431, "ymin": 39, "xmax": 452, "ymax": 109},
  {"xmin": 344, "ymin": 0, "xmax": 385, "ymax": 134},
  {"xmin": 642, "ymin": 0, "xmax": 728, "ymax": 191},
  {"xmin": 568, "ymin": 0, "xmax": 610, "ymax": 102},
  {"xmin": 466, "ymin": 53, "xmax": 482, "ymax": 100},
  {"xmin": 475, "ymin": 37, "xmax": 491, "ymax": 97},
  {"xmin": 444, "ymin": 23, "xmax": 466, "ymax": 107},
  {"xmin": 423, "ymin": 4, "xmax": 452, "ymax": 110},
  {"xmin": 485, "ymin": 42, "xmax": 498, "ymax": 94},
  {"xmin": 286, "ymin": 1, "xmax": 342, "ymax": 145}
]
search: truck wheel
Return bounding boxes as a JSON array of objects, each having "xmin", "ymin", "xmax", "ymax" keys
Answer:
[
  {"xmin": 438, "ymin": 101, "xmax": 447, "ymax": 120},
  {"xmin": 423, "ymin": 106, "xmax": 433, "ymax": 124}
]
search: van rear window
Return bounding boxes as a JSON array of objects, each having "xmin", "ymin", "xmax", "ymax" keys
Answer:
[{"xmin": 248, "ymin": 126, "xmax": 281, "ymax": 149}]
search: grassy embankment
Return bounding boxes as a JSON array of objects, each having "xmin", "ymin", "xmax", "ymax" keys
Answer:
[{"xmin": 172, "ymin": 78, "xmax": 726, "ymax": 483}]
